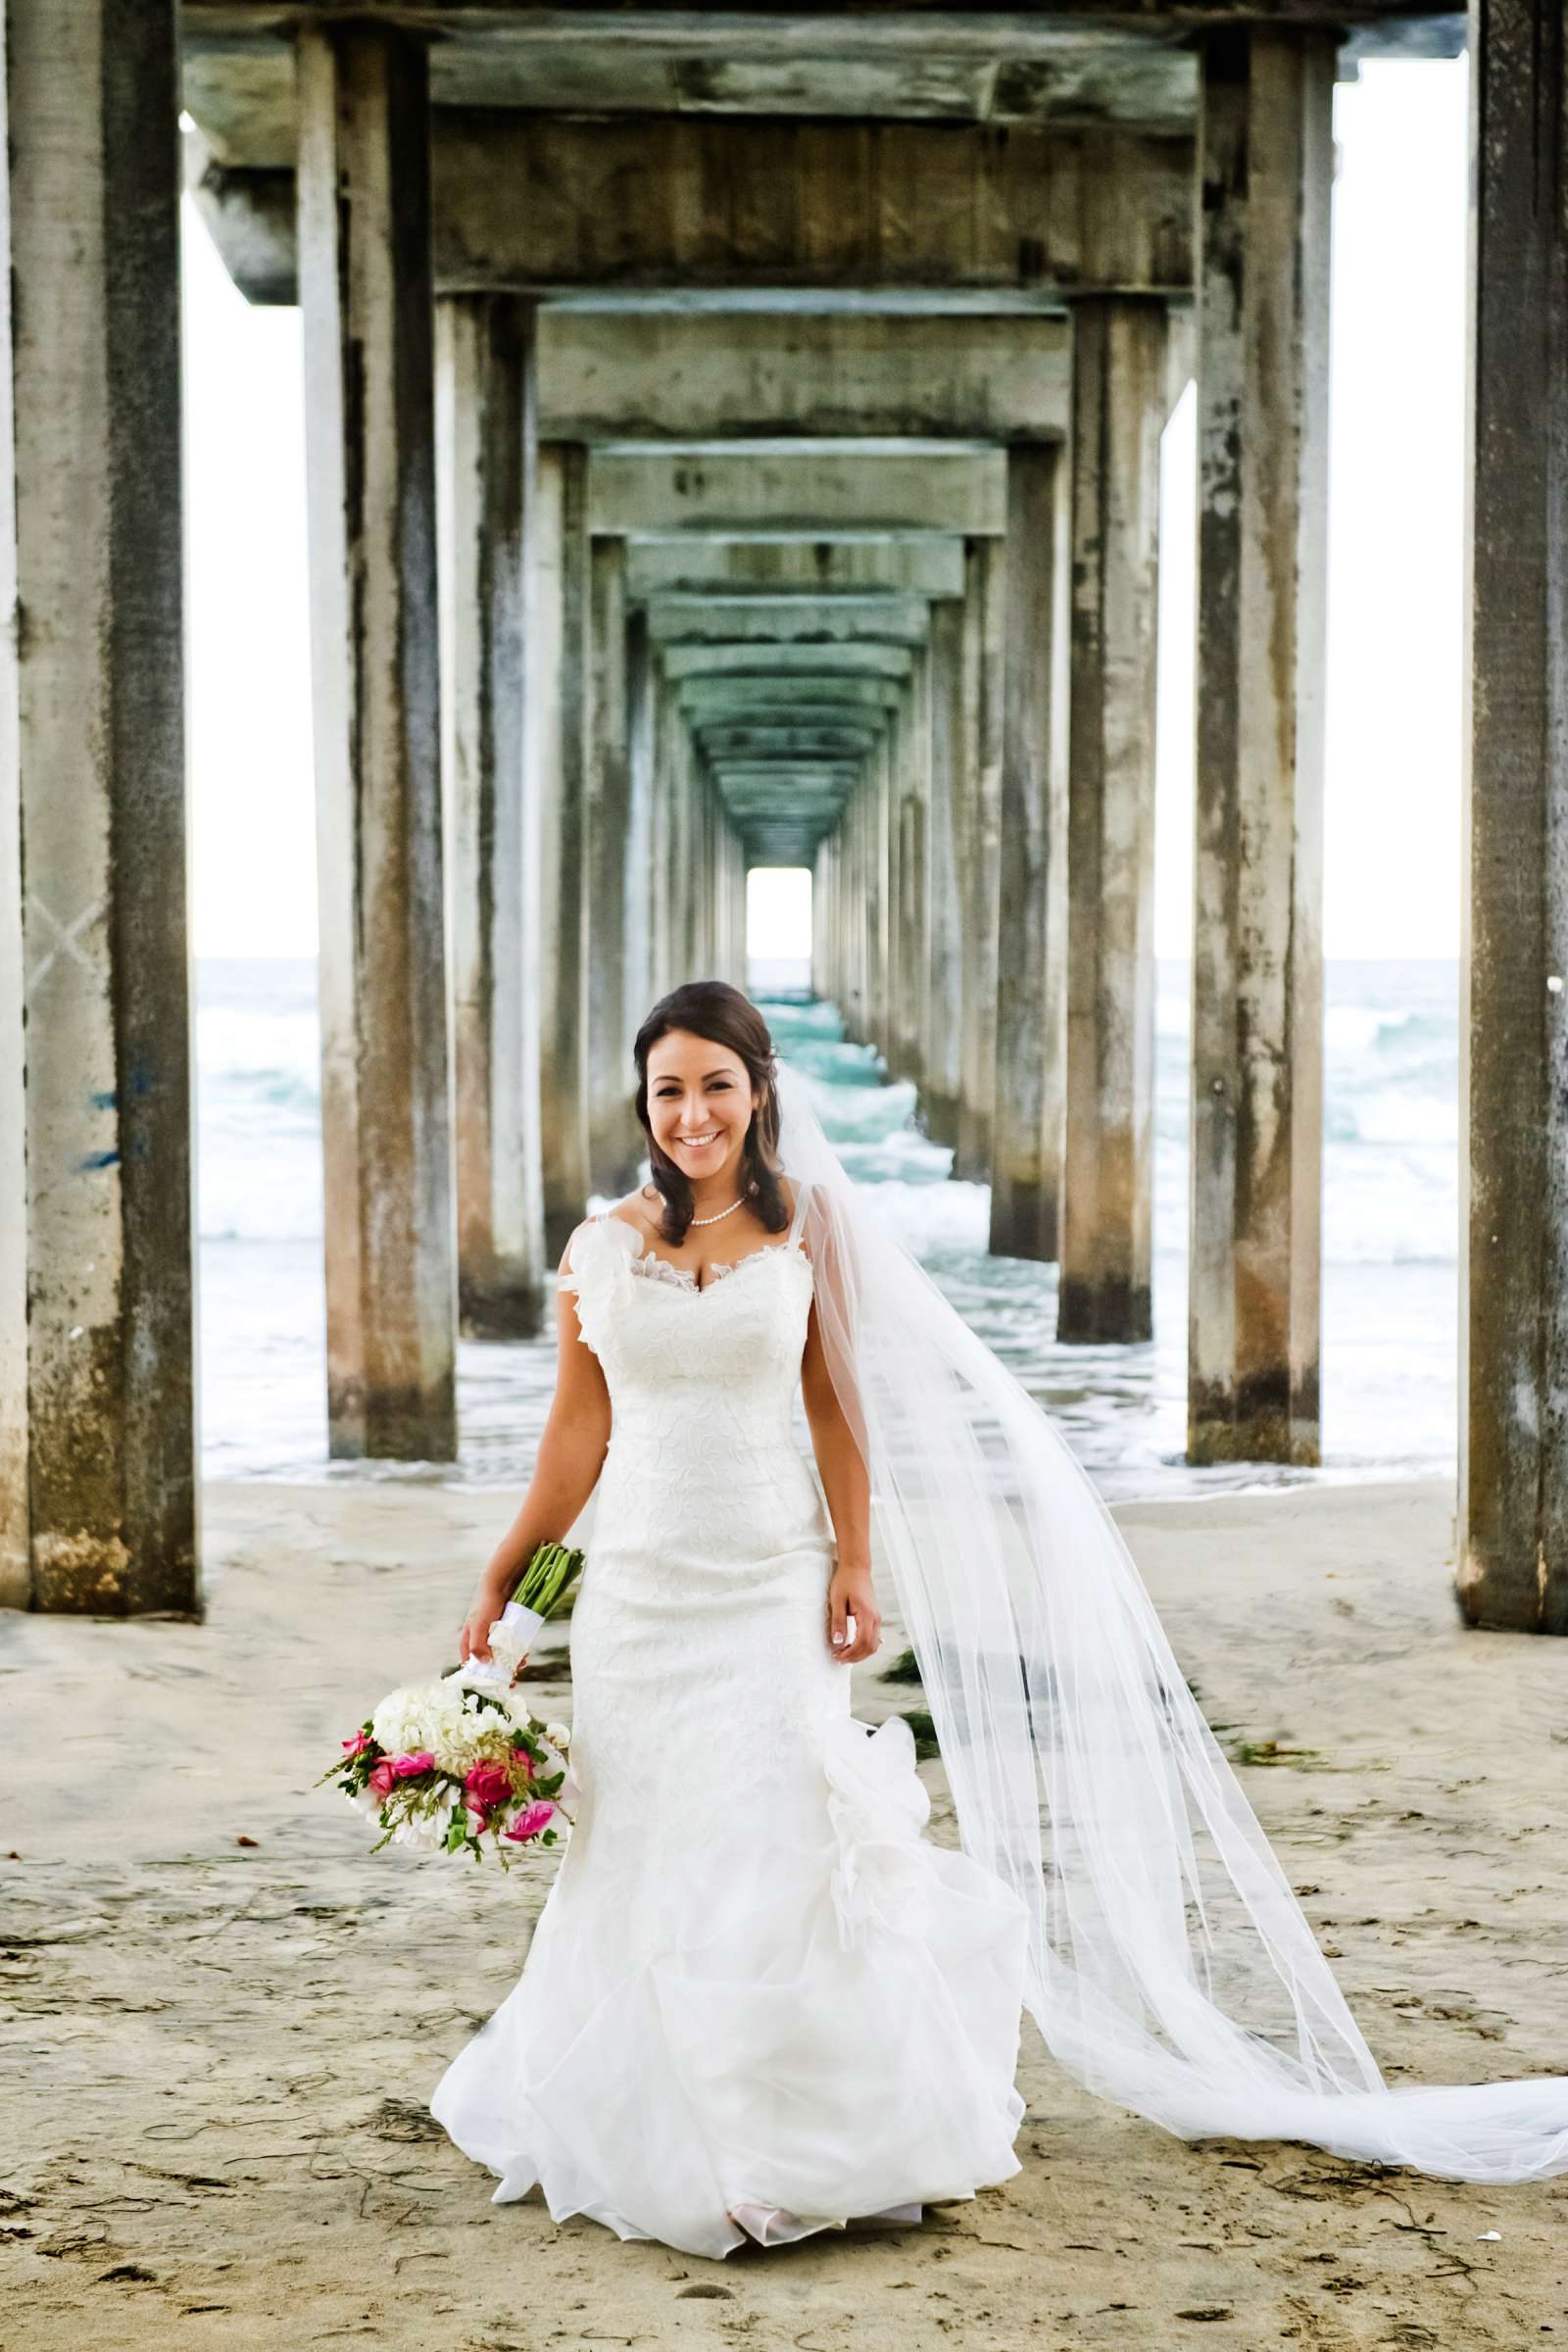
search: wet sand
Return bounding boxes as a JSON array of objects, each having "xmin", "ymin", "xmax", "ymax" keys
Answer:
[{"xmin": 3, "ymin": 1475, "xmax": 1565, "ymax": 2349}]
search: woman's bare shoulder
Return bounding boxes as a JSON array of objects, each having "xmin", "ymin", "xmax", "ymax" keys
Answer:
[{"xmin": 605, "ymin": 1184, "xmax": 662, "ymax": 1239}]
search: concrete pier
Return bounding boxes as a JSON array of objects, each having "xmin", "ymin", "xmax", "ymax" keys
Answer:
[
  {"xmin": 1458, "ymin": 0, "xmax": 1568, "ymax": 1635},
  {"xmin": 955, "ymin": 538, "xmax": 1004, "ymax": 1181},
  {"xmin": 436, "ymin": 293, "xmax": 545, "ymax": 1339},
  {"xmin": 991, "ymin": 443, "xmax": 1065, "ymax": 1260},
  {"xmin": 921, "ymin": 600, "xmax": 967, "ymax": 1151},
  {"xmin": 0, "ymin": 0, "xmax": 196, "ymax": 1612},
  {"xmin": 530, "ymin": 443, "xmax": 591, "ymax": 1261},
  {"xmin": 1059, "ymin": 299, "xmax": 1167, "ymax": 1345},
  {"xmin": 1188, "ymin": 26, "xmax": 1334, "ymax": 1465},
  {"xmin": 586, "ymin": 534, "xmax": 641, "ymax": 1198},
  {"xmin": 299, "ymin": 24, "xmax": 457, "ymax": 1462},
  {"xmin": 23, "ymin": 2, "xmax": 1541, "ymax": 1610}
]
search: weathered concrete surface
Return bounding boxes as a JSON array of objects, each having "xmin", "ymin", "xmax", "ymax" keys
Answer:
[
  {"xmin": 1060, "ymin": 298, "xmax": 1166, "ymax": 1344},
  {"xmin": 436, "ymin": 293, "xmax": 546, "ymax": 1340},
  {"xmin": 181, "ymin": 3, "xmax": 1464, "ymax": 176},
  {"xmin": 585, "ymin": 536, "xmax": 643, "ymax": 1197},
  {"xmin": 812, "ymin": 827, "xmax": 838, "ymax": 1003},
  {"xmin": 535, "ymin": 311, "xmax": 1071, "ymax": 442},
  {"xmin": 529, "ymin": 444, "xmax": 591, "ymax": 1261},
  {"xmin": 679, "ymin": 675, "xmax": 905, "ymax": 723},
  {"xmin": 662, "ymin": 642, "xmax": 915, "ymax": 684},
  {"xmin": 991, "ymin": 443, "xmax": 1066, "ymax": 1261},
  {"xmin": 624, "ymin": 608, "xmax": 657, "ymax": 1025},
  {"xmin": 647, "ymin": 591, "xmax": 929, "ymax": 649},
  {"xmin": 0, "ymin": 0, "xmax": 197, "ymax": 1613},
  {"xmin": 918, "ymin": 601, "xmax": 966, "ymax": 1150},
  {"xmin": 954, "ymin": 538, "xmax": 1005, "ymax": 1182},
  {"xmin": 186, "ymin": 114, "xmax": 1196, "ymax": 302},
  {"xmin": 890, "ymin": 661, "xmax": 931, "ymax": 1089},
  {"xmin": 627, "ymin": 534, "xmax": 965, "ymax": 602},
  {"xmin": 1189, "ymin": 26, "xmax": 1332, "ymax": 1467},
  {"xmin": 299, "ymin": 24, "xmax": 457, "ymax": 1464},
  {"xmin": 588, "ymin": 447, "xmax": 1005, "ymax": 540},
  {"xmin": 1458, "ymin": 0, "xmax": 1568, "ymax": 1636}
]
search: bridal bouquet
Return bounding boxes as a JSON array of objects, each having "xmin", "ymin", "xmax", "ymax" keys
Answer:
[{"xmin": 318, "ymin": 1541, "xmax": 584, "ymax": 1870}]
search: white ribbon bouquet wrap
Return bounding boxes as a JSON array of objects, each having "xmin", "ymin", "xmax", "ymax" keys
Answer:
[{"xmin": 452, "ymin": 1598, "xmax": 549, "ymax": 1697}]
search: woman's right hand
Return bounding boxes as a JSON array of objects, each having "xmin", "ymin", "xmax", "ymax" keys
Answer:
[{"xmin": 459, "ymin": 1579, "xmax": 514, "ymax": 1666}]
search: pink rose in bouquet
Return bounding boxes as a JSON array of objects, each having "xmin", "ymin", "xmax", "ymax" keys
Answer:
[
  {"xmin": 464, "ymin": 1760, "xmax": 514, "ymax": 1820},
  {"xmin": 368, "ymin": 1750, "xmax": 436, "ymax": 1799},
  {"xmin": 504, "ymin": 1800, "xmax": 557, "ymax": 1845}
]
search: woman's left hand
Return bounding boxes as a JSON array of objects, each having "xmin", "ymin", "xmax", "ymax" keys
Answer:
[{"xmin": 826, "ymin": 1565, "xmax": 881, "ymax": 1664}]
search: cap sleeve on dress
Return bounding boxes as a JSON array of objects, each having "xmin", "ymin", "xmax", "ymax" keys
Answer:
[{"xmin": 559, "ymin": 1214, "xmax": 635, "ymax": 1358}]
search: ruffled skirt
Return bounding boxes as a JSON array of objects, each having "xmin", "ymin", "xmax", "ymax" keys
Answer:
[{"xmin": 429, "ymin": 1711, "xmax": 1030, "ymax": 2261}]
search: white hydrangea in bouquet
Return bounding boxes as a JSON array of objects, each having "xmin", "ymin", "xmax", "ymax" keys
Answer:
[{"xmin": 317, "ymin": 1542, "xmax": 583, "ymax": 1868}]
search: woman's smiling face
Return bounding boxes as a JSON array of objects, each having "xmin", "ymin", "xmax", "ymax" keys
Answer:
[{"xmin": 645, "ymin": 1030, "xmax": 760, "ymax": 1187}]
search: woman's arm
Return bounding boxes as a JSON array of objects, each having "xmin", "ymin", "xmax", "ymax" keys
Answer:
[
  {"xmin": 799, "ymin": 1207, "xmax": 882, "ymax": 1667},
  {"xmin": 457, "ymin": 1225, "xmax": 612, "ymax": 1663}
]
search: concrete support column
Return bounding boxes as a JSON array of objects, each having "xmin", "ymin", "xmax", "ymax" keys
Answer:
[
  {"xmin": 991, "ymin": 443, "xmax": 1066, "ymax": 1259},
  {"xmin": 1459, "ymin": 0, "xmax": 1568, "ymax": 1633},
  {"xmin": 698, "ymin": 777, "xmax": 718, "ymax": 976},
  {"xmin": 436, "ymin": 293, "xmax": 544, "ymax": 1338},
  {"xmin": 1059, "ymin": 299, "xmax": 1168, "ymax": 1343},
  {"xmin": 922, "ymin": 601, "xmax": 965, "ymax": 1149},
  {"xmin": 624, "ymin": 607, "xmax": 655, "ymax": 1034},
  {"xmin": 955, "ymin": 538, "xmax": 1004, "ymax": 1182},
  {"xmin": 1188, "ymin": 26, "xmax": 1334, "ymax": 1465},
  {"xmin": 530, "ymin": 442, "xmax": 590, "ymax": 1256},
  {"xmin": 812, "ymin": 837, "xmax": 831, "ymax": 1001},
  {"xmin": 667, "ymin": 724, "xmax": 694, "ymax": 986},
  {"xmin": 899, "ymin": 653, "xmax": 932, "ymax": 1093},
  {"xmin": 299, "ymin": 25, "xmax": 456, "ymax": 1460},
  {"xmin": 825, "ymin": 829, "xmax": 844, "ymax": 1008},
  {"xmin": 873, "ymin": 734, "xmax": 894, "ymax": 1058},
  {"xmin": 728, "ymin": 830, "xmax": 749, "ymax": 989},
  {"xmin": 0, "ymin": 0, "xmax": 196, "ymax": 1610},
  {"xmin": 586, "ymin": 536, "xmax": 639, "ymax": 1197},
  {"xmin": 843, "ymin": 780, "xmax": 866, "ymax": 1038}
]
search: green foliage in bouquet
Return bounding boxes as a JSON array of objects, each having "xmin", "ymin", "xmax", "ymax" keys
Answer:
[{"xmin": 511, "ymin": 1539, "xmax": 585, "ymax": 1619}]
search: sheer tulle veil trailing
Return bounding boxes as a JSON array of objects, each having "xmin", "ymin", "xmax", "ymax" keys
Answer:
[{"xmin": 770, "ymin": 1058, "xmax": 1568, "ymax": 2183}]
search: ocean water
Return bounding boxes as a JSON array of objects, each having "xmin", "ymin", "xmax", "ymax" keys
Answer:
[{"xmin": 196, "ymin": 956, "xmax": 1459, "ymax": 1500}]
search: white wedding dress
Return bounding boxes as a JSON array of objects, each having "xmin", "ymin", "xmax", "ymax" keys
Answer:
[{"xmin": 429, "ymin": 1198, "xmax": 1031, "ymax": 2260}]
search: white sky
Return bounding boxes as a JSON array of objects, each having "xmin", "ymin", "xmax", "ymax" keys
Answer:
[{"xmin": 183, "ymin": 56, "xmax": 1468, "ymax": 964}]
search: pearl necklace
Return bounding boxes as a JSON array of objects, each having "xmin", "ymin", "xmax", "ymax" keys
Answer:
[{"xmin": 689, "ymin": 1196, "xmax": 746, "ymax": 1227}]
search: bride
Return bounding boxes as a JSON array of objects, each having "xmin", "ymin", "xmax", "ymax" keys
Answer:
[{"xmin": 430, "ymin": 980, "xmax": 1568, "ymax": 2261}]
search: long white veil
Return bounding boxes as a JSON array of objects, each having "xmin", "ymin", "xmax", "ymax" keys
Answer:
[{"xmin": 772, "ymin": 1057, "xmax": 1568, "ymax": 2183}]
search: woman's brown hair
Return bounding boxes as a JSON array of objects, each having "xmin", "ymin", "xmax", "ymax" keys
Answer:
[{"xmin": 632, "ymin": 981, "xmax": 790, "ymax": 1247}]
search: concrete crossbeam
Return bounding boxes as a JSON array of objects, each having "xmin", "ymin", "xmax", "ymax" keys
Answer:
[
  {"xmin": 647, "ymin": 592, "xmax": 930, "ymax": 648},
  {"xmin": 660, "ymin": 643, "xmax": 915, "ymax": 683},
  {"xmin": 627, "ymin": 536, "xmax": 965, "ymax": 602},
  {"xmin": 535, "ymin": 312, "xmax": 1071, "ymax": 442},
  {"xmin": 589, "ymin": 447, "xmax": 1005, "ymax": 538},
  {"xmin": 184, "ymin": 112, "xmax": 1196, "ymax": 303}
]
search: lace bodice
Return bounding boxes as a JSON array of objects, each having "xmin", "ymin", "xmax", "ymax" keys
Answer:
[
  {"xmin": 561, "ymin": 1211, "xmax": 815, "ymax": 1434},
  {"xmin": 626, "ymin": 1244, "xmax": 787, "ymax": 1296}
]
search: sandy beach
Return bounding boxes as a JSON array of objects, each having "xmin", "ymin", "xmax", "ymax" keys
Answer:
[{"xmin": 3, "ymin": 1473, "xmax": 1565, "ymax": 2350}]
